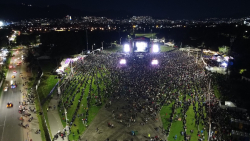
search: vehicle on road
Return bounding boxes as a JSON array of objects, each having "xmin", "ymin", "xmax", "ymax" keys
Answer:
[
  {"xmin": 4, "ymin": 87, "xmax": 8, "ymax": 91},
  {"xmin": 13, "ymin": 70, "xmax": 17, "ymax": 74},
  {"xmin": 6, "ymin": 102, "xmax": 13, "ymax": 108},
  {"xmin": 12, "ymin": 75, "xmax": 15, "ymax": 78},
  {"xmin": 10, "ymin": 80, "xmax": 16, "ymax": 88}
]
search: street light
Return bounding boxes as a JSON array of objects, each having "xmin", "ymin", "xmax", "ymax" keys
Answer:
[
  {"xmin": 101, "ymin": 41, "xmax": 104, "ymax": 50},
  {"xmin": 92, "ymin": 43, "xmax": 95, "ymax": 54},
  {"xmin": 6, "ymin": 36, "xmax": 10, "ymax": 46}
]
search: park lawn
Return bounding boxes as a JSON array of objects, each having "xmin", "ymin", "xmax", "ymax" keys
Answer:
[
  {"xmin": 42, "ymin": 100, "xmax": 53, "ymax": 139},
  {"xmin": 186, "ymin": 102, "xmax": 208, "ymax": 141},
  {"xmin": 160, "ymin": 45, "xmax": 174, "ymax": 52},
  {"xmin": 160, "ymin": 103, "xmax": 173, "ymax": 130},
  {"xmin": 34, "ymin": 97, "xmax": 47, "ymax": 141},
  {"xmin": 160, "ymin": 93, "xmax": 208, "ymax": 141},
  {"xmin": 135, "ymin": 33, "xmax": 157, "ymax": 38},
  {"xmin": 58, "ymin": 69, "xmax": 108, "ymax": 140},
  {"xmin": 38, "ymin": 74, "xmax": 58, "ymax": 100},
  {"xmin": 37, "ymin": 74, "xmax": 58, "ymax": 139},
  {"xmin": 105, "ymin": 44, "xmax": 123, "ymax": 52},
  {"xmin": 213, "ymin": 85, "xmax": 221, "ymax": 99},
  {"xmin": 168, "ymin": 107, "xmax": 183, "ymax": 141},
  {"xmin": 68, "ymin": 75, "xmax": 106, "ymax": 140}
]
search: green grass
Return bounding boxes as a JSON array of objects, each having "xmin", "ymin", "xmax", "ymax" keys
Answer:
[
  {"xmin": 105, "ymin": 44, "xmax": 123, "ymax": 52},
  {"xmin": 0, "ymin": 83, "xmax": 4, "ymax": 98},
  {"xmin": 42, "ymin": 100, "xmax": 53, "ymax": 139},
  {"xmin": 37, "ymin": 75, "xmax": 58, "ymax": 139},
  {"xmin": 167, "ymin": 106, "xmax": 183, "ymax": 141},
  {"xmin": 160, "ymin": 45, "xmax": 174, "ymax": 52},
  {"xmin": 38, "ymin": 74, "xmax": 58, "ymax": 100},
  {"xmin": 57, "ymin": 67, "xmax": 109, "ymax": 140},
  {"xmin": 213, "ymin": 85, "xmax": 221, "ymax": 99},
  {"xmin": 135, "ymin": 33, "xmax": 157, "ymax": 38},
  {"xmin": 185, "ymin": 103, "xmax": 208, "ymax": 141},
  {"xmin": 160, "ymin": 103, "xmax": 173, "ymax": 130},
  {"xmin": 160, "ymin": 93, "xmax": 208, "ymax": 141},
  {"xmin": 34, "ymin": 97, "xmax": 47, "ymax": 141}
]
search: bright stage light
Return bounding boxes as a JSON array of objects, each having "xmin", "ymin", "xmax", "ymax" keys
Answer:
[
  {"xmin": 0, "ymin": 21, "xmax": 3, "ymax": 26},
  {"xmin": 152, "ymin": 44, "xmax": 159, "ymax": 52},
  {"xmin": 136, "ymin": 42, "xmax": 147, "ymax": 52},
  {"xmin": 120, "ymin": 59, "xmax": 126, "ymax": 64},
  {"xmin": 124, "ymin": 44, "xmax": 130, "ymax": 52},
  {"xmin": 221, "ymin": 62, "xmax": 227, "ymax": 67},
  {"xmin": 217, "ymin": 57, "xmax": 222, "ymax": 62},
  {"xmin": 151, "ymin": 59, "xmax": 158, "ymax": 65}
]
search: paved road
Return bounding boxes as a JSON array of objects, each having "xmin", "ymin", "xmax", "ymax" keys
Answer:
[{"xmin": 0, "ymin": 50, "xmax": 25, "ymax": 141}]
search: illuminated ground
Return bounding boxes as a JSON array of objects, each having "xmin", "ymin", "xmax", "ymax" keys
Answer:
[{"xmin": 135, "ymin": 33, "xmax": 157, "ymax": 38}]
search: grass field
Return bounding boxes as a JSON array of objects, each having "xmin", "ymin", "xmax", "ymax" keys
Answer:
[
  {"xmin": 160, "ymin": 45, "xmax": 175, "ymax": 52},
  {"xmin": 37, "ymin": 59, "xmax": 59, "ymax": 139},
  {"xmin": 105, "ymin": 44, "xmax": 123, "ymax": 52},
  {"xmin": 160, "ymin": 84, "xmax": 208, "ymax": 141},
  {"xmin": 135, "ymin": 33, "xmax": 157, "ymax": 38},
  {"xmin": 58, "ymin": 66, "xmax": 110, "ymax": 140},
  {"xmin": 213, "ymin": 85, "xmax": 221, "ymax": 99}
]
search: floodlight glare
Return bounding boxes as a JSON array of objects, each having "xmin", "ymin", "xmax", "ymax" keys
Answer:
[
  {"xmin": 217, "ymin": 58, "xmax": 221, "ymax": 62},
  {"xmin": 0, "ymin": 21, "xmax": 3, "ymax": 26},
  {"xmin": 221, "ymin": 62, "xmax": 227, "ymax": 67},
  {"xmin": 151, "ymin": 59, "xmax": 158, "ymax": 65},
  {"xmin": 136, "ymin": 42, "xmax": 147, "ymax": 51},
  {"xmin": 120, "ymin": 59, "xmax": 126, "ymax": 64},
  {"xmin": 152, "ymin": 44, "xmax": 159, "ymax": 52},
  {"xmin": 124, "ymin": 44, "xmax": 130, "ymax": 52}
]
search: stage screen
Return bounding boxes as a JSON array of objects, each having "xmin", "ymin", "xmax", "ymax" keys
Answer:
[{"xmin": 134, "ymin": 42, "xmax": 148, "ymax": 52}]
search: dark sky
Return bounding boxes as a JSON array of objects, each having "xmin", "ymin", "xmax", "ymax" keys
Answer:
[{"xmin": 3, "ymin": 0, "xmax": 250, "ymax": 19}]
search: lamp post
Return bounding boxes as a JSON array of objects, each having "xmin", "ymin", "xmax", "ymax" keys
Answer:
[
  {"xmin": 227, "ymin": 37, "xmax": 234, "ymax": 76},
  {"xmin": 120, "ymin": 37, "xmax": 122, "ymax": 45},
  {"xmin": 151, "ymin": 29, "xmax": 153, "ymax": 39},
  {"xmin": 86, "ymin": 28, "xmax": 88, "ymax": 51},
  {"xmin": 92, "ymin": 43, "xmax": 95, "ymax": 54},
  {"xmin": 101, "ymin": 41, "xmax": 104, "ymax": 50},
  {"xmin": 6, "ymin": 36, "xmax": 10, "ymax": 46}
]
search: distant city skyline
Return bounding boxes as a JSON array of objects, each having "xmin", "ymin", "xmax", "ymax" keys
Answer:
[{"xmin": 1, "ymin": 0, "xmax": 250, "ymax": 19}]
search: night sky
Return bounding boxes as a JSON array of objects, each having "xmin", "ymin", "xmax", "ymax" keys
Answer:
[{"xmin": 3, "ymin": 0, "xmax": 250, "ymax": 19}]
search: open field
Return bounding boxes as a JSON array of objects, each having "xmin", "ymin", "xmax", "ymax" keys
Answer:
[
  {"xmin": 135, "ymin": 33, "xmax": 157, "ymax": 38},
  {"xmin": 58, "ymin": 65, "xmax": 110, "ymax": 140},
  {"xmin": 160, "ymin": 45, "xmax": 175, "ymax": 52}
]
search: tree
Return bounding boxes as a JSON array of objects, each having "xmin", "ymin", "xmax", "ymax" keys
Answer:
[
  {"xmin": 218, "ymin": 46, "xmax": 230, "ymax": 55},
  {"xmin": 0, "ymin": 70, "xmax": 4, "ymax": 80}
]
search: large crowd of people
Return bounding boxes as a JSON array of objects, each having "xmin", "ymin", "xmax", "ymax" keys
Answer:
[{"xmin": 56, "ymin": 49, "xmax": 249, "ymax": 141}]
